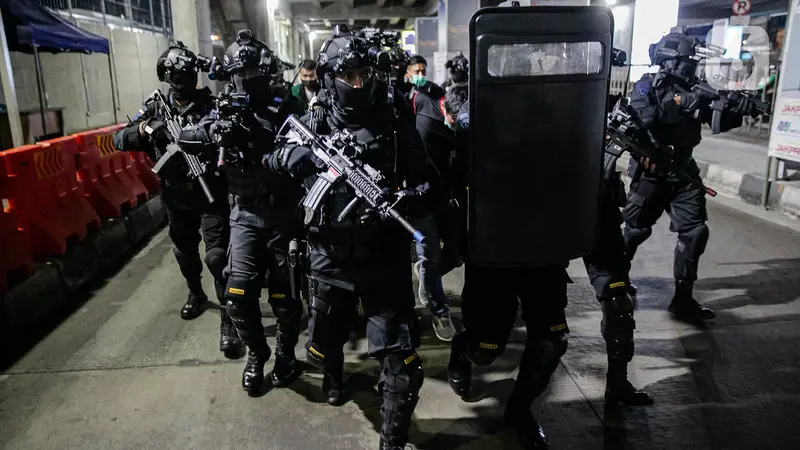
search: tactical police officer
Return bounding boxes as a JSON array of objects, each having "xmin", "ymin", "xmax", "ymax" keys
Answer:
[
  {"xmin": 624, "ymin": 28, "xmax": 759, "ymax": 322},
  {"xmin": 441, "ymin": 53, "xmax": 469, "ymax": 92},
  {"xmin": 266, "ymin": 29, "xmax": 428, "ymax": 450},
  {"xmin": 113, "ymin": 42, "xmax": 242, "ymax": 359},
  {"xmin": 443, "ymin": 85, "xmax": 568, "ymax": 449},
  {"xmin": 181, "ymin": 30, "xmax": 305, "ymax": 395}
]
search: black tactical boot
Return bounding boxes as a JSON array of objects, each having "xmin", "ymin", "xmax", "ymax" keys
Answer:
[
  {"xmin": 447, "ymin": 333, "xmax": 472, "ymax": 397},
  {"xmin": 504, "ymin": 401, "xmax": 549, "ymax": 450},
  {"xmin": 271, "ymin": 356, "xmax": 300, "ymax": 387},
  {"xmin": 242, "ymin": 345, "xmax": 272, "ymax": 395},
  {"xmin": 323, "ymin": 367, "xmax": 345, "ymax": 406},
  {"xmin": 270, "ymin": 323, "xmax": 301, "ymax": 387},
  {"xmin": 379, "ymin": 391, "xmax": 419, "ymax": 450},
  {"xmin": 181, "ymin": 292, "xmax": 207, "ymax": 320},
  {"xmin": 219, "ymin": 310, "xmax": 245, "ymax": 359},
  {"xmin": 668, "ymin": 281, "xmax": 715, "ymax": 321},
  {"xmin": 605, "ymin": 362, "xmax": 653, "ymax": 406}
]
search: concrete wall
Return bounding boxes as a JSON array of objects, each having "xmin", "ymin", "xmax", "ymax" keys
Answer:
[{"xmin": 0, "ymin": 20, "xmax": 168, "ymax": 136}]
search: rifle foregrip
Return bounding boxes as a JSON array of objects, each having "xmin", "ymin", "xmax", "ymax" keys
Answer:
[
  {"xmin": 388, "ymin": 209, "xmax": 425, "ymax": 243},
  {"xmin": 711, "ymin": 110, "xmax": 722, "ymax": 134}
]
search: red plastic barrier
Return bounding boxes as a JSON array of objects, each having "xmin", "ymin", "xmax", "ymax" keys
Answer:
[
  {"xmin": 1, "ymin": 137, "xmax": 100, "ymax": 258},
  {"xmin": 131, "ymin": 151, "xmax": 161, "ymax": 194},
  {"xmin": 75, "ymin": 126, "xmax": 148, "ymax": 217},
  {"xmin": 0, "ymin": 153, "xmax": 35, "ymax": 294}
]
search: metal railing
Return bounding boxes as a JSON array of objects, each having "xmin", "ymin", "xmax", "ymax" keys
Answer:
[{"xmin": 39, "ymin": 0, "xmax": 172, "ymax": 34}]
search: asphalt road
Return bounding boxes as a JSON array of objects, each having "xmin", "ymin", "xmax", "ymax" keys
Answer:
[{"xmin": 1, "ymin": 200, "xmax": 799, "ymax": 450}]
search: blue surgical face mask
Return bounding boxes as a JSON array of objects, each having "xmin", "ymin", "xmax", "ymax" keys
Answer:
[{"xmin": 411, "ymin": 74, "xmax": 427, "ymax": 87}]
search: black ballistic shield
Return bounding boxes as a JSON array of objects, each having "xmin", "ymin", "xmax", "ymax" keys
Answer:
[{"xmin": 468, "ymin": 6, "xmax": 613, "ymax": 267}]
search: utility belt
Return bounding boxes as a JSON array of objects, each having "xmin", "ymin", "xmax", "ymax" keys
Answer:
[
  {"xmin": 308, "ymin": 237, "xmax": 380, "ymax": 261},
  {"xmin": 233, "ymin": 193, "xmax": 281, "ymax": 209}
]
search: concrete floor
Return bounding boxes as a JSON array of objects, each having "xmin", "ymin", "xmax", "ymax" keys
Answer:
[{"xmin": 1, "ymin": 200, "xmax": 799, "ymax": 450}]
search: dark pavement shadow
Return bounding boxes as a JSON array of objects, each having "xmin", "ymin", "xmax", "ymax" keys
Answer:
[{"xmin": 696, "ymin": 258, "xmax": 800, "ymax": 310}]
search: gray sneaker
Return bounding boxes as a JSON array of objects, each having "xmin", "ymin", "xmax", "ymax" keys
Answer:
[
  {"xmin": 432, "ymin": 312, "xmax": 456, "ymax": 342},
  {"xmin": 414, "ymin": 261, "xmax": 430, "ymax": 307}
]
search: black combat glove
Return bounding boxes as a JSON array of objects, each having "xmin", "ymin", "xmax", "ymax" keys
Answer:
[
  {"xmin": 677, "ymin": 92, "xmax": 702, "ymax": 114},
  {"xmin": 265, "ymin": 145, "xmax": 326, "ymax": 178},
  {"xmin": 141, "ymin": 118, "xmax": 170, "ymax": 149}
]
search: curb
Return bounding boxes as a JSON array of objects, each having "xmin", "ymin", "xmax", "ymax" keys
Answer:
[
  {"xmin": 0, "ymin": 194, "xmax": 167, "ymax": 339},
  {"xmin": 615, "ymin": 154, "xmax": 800, "ymax": 219}
]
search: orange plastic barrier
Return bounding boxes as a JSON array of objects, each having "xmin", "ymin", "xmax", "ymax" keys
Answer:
[
  {"xmin": 0, "ymin": 153, "xmax": 35, "ymax": 294},
  {"xmin": 1, "ymin": 137, "xmax": 100, "ymax": 258},
  {"xmin": 74, "ymin": 126, "xmax": 148, "ymax": 217}
]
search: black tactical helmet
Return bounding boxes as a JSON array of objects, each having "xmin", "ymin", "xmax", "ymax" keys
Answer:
[
  {"xmin": 445, "ymin": 52, "xmax": 469, "ymax": 83},
  {"xmin": 223, "ymin": 30, "xmax": 278, "ymax": 106},
  {"xmin": 223, "ymin": 29, "xmax": 278, "ymax": 79},
  {"xmin": 316, "ymin": 25, "xmax": 380, "ymax": 118},
  {"xmin": 650, "ymin": 27, "xmax": 700, "ymax": 82},
  {"xmin": 157, "ymin": 41, "xmax": 199, "ymax": 97}
]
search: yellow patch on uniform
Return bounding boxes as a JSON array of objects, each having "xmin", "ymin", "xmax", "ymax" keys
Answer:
[
  {"xmin": 270, "ymin": 293, "xmax": 286, "ymax": 299},
  {"xmin": 609, "ymin": 281, "xmax": 627, "ymax": 289},
  {"xmin": 404, "ymin": 353, "xmax": 419, "ymax": 365},
  {"xmin": 308, "ymin": 347, "xmax": 325, "ymax": 358},
  {"xmin": 549, "ymin": 324, "xmax": 567, "ymax": 332},
  {"xmin": 478, "ymin": 342, "xmax": 498, "ymax": 350},
  {"xmin": 228, "ymin": 287, "xmax": 245, "ymax": 295}
]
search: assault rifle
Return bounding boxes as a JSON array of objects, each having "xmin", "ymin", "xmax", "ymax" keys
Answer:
[
  {"xmin": 686, "ymin": 80, "xmax": 770, "ymax": 134},
  {"xmin": 280, "ymin": 115, "xmax": 426, "ymax": 243},
  {"xmin": 210, "ymin": 83, "xmax": 251, "ymax": 168},
  {"xmin": 147, "ymin": 89, "xmax": 216, "ymax": 203},
  {"xmin": 606, "ymin": 98, "xmax": 717, "ymax": 197}
]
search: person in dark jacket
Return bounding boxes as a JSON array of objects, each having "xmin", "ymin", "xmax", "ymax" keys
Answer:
[{"xmin": 290, "ymin": 59, "xmax": 320, "ymax": 111}]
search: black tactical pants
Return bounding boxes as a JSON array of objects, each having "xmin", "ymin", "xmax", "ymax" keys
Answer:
[
  {"xmin": 305, "ymin": 233, "xmax": 422, "ymax": 447},
  {"xmin": 223, "ymin": 205, "xmax": 303, "ymax": 359},
  {"xmin": 622, "ymin": 159, "xmax": 709, "ymax": 283},
  {"xmin": 458, "ymin": 263, "xmax": 568, "ymax": 413},
  {"xmin": 460, "ymin": 264, "xmax": 569, "ymax": 366},
  {"xmin": 583, "ymin": 172, "xmax": 631, "ymax": 299},
  {"xmin": 163, "ymin": 185, "xmax": 230, "ymax": 302}
]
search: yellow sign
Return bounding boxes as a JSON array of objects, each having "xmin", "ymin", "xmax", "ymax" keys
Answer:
[
  {"xmin": 96, "ymin": 134, "xmax": 118, "ymax": 158},
  {"xmin": 33, "ymin": 145, "xmax": 63, "ymax": 180}
]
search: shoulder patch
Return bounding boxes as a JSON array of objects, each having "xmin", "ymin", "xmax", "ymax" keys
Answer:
[{"xmin": 636, "ymin": 78, "xmax": 651, "ymax": 96}]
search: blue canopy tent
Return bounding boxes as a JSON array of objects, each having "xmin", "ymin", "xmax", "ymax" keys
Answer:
[{"xmin": 0, "ymin": 0, "xmax": 115, "ymax": 137}]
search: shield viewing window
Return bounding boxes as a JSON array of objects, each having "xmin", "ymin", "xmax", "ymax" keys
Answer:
[{"xmin": 487, "ymin": 42, "xmax": 605, "ymax": 77}]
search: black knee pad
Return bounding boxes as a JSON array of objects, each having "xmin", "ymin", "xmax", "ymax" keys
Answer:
[
  {"xmin": 305, "ymin": 342, "xmax": 331, "ymax": 370},
  {"xmin": 381, "ymin": 351, "xmax": 424, "ymax": 394},
  {"xmin": 677, "ymin": 223, "xmax": 710, "ymax": 257},
  {"xmin": 465, "ymin": 340, "xmax": 505, "ymax": 367},
  {"xmin": 601, "ymin": 294, "xmax": 635, "ymax": 362},
  {"xmin": 203, "ymin": 247, "xmax": 227, "ymax": 281},
  {"xmin": 224, "ymin": 278, "xmax": 262, "ymax": 317},
  {"xmin": 530, "ymin": 333, "xmax": 568, "ymax": 371}
]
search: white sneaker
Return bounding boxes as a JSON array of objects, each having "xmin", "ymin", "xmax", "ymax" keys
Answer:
[
  {"xmin": 432, "ymin": 312, "xmax": 456, "ymax": 342},
  {"xmin": 414, "ymin": 261, "xmax": 430, "ymax": 307}
]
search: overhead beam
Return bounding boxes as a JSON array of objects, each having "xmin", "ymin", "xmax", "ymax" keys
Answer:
[{"xmin": 292, "ymin": 3, "xmax": 431, "ymax": 21}]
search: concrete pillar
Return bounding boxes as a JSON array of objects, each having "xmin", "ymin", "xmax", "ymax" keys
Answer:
[
  {"xmin": 195, "ymin": 0, "xmax": 213, "ymax": 90},
  {"xmin": 170, "ymin": 0, "xmax": 200, "ymax": 52},
  {"xmin": 0, "ymin": 8, "xmax": 23, "ymax": 148},
  {"xmin": 415, "ymin": 17, "xmax": 438, "ymax": 64}
]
